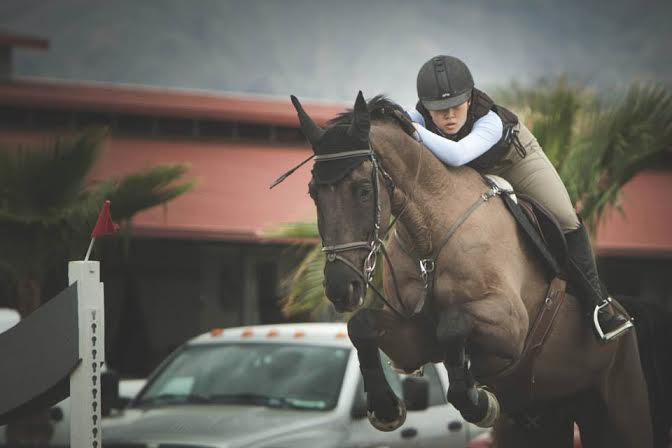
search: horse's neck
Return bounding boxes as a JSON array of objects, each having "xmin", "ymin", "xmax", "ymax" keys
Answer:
[{"xmin": 370, "ymin": 123, "xmax": 482, "ymax": 255}]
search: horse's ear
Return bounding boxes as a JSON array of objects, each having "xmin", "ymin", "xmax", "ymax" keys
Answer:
[
  {"xmin": 291, "ymin": 95, "xmax": 324, "ymax": 147},
  {"xmin": 348, "ymin": 91, "xmax": 370, "ymax": 141}
]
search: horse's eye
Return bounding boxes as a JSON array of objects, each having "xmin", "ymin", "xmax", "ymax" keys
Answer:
[{"xmin": 357, "ymin": 185, "xmax": 372, "ymax": 201}]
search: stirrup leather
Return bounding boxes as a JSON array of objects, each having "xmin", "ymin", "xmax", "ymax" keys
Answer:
[{"xmin": 593, "ymin": 297, "xmax": 634, "ymax": 342}]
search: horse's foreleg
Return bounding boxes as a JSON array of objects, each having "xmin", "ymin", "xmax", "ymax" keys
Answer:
[
  {"xmin": 347, "ymin": 308, "xmax": 406, "ymax": 432},
  {"xmin": 437, "ymin": 307, "xmax": 500, "ymax": 428}
]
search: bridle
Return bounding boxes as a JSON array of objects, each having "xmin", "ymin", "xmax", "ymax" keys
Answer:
[
  {"xmin": 315, "ymin": 149, "xmax": 385, "ymax": 281},
  {"xmin": 313, "ymin": 146, "xmax": 409, "ymax": 317}
]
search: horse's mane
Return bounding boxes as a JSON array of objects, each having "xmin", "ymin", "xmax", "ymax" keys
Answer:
[{"xmin": 328, "ymin": 95, "xmax": 406, "ymax": 127}]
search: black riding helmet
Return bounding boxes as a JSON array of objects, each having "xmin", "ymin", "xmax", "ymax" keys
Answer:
[{"xmin": 417, "ymin": 55, "xmax": 474, "ymax": 110}]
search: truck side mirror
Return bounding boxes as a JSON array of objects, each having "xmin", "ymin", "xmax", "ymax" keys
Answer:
[
  {"xmin": 101, "ymin": 370, "xmax": 120, "ymax": 416},
  {"xmin": 402, "ymin": 376, "xmax": 429, "ymax": 411}
]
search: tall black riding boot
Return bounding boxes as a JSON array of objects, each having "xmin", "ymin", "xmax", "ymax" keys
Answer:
[{"xmin": 564, "ymin": 223, "xmax": 633, "ymax": 342}]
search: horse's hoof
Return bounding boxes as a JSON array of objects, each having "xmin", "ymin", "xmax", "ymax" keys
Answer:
[
  {"xmin": 367, "ymin": 399, "xmax": 407, "ymax": 432},
  {"xmin": 474, "ymin": 388, "xmax": 500, "ymax": 428}
]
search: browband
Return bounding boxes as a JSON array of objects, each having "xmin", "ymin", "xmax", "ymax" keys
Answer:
[
  {"xmin": 313, "ymin": 149, "xmax": 373, "ymax": 162},
  {"xmin": 270, "ymin": 148, "xmax": 373, "ymax": 189}
]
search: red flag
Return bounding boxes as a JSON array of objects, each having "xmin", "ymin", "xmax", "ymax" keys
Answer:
[{"xmin": 91, "ymin": 200, "xmax": 120, "ymax": 238}]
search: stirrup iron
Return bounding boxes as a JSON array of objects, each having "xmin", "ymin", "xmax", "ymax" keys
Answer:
[{"xmin": 593, "ymin": 297, "xmax": 634, "ymax": 342}]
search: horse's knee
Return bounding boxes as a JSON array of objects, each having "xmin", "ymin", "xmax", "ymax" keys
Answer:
[{"xmin": 436, "ymin": 307, "xmax": 473, "ymax": 345}]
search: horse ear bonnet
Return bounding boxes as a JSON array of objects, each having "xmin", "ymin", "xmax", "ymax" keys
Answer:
[
  {"xmin": 292, "ymin": 92, "xmax": 372, "ymax": 185},
  {"xmin": 311, "ymin": 125, "xmax": 370, "ymax": 185}
]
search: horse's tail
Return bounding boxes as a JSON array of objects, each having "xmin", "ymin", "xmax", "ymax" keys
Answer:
[{"xmin": 617, "ymin": 295, "xmax": 672, "ymax": 447}]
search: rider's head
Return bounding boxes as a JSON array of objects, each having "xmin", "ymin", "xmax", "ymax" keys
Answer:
[{"xmin": 416, "ymin": 55, "xmax": 474, "ymax": 136}]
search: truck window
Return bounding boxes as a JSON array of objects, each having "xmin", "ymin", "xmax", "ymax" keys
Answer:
[{"xmin": 135, "ymin": 343, "xmax": 350, "ymax": 411}]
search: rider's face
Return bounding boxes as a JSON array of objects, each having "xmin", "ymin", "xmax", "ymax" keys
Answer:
[{"xmin": 428, "ymin": 99, "xmax": 470, "ymax": 136}]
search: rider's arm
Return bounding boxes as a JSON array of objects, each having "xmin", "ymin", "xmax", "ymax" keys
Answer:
[
  {"xmin": 406, "ymin": 109, "xmax": 426, "ymax": 127},
  {"xmin": 409, "ymin": 110, "xmax": 504, "ymax": 167}
]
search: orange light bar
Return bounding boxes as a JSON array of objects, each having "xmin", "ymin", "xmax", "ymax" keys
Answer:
[
  {"xmin": 294, "ymin": 330, "xmax": 306, "ymax": 338},
  {"xmin": 241, "ymin": 328, "xmax": 254, "ymax": 337},
  {"xmin": 210, "ymin": 328, "xmax": 224, "ymax": 337},
  {"xmin": 267, "ymin": 329, "xmax": 279, "ymax": 337},
  {"xmin": 335, "ymin": 331, "xmax": 347, "ymax": 339}
]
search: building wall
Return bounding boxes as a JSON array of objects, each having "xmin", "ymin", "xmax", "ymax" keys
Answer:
[{"xmin": 98, "ymin": 237, "xmax": 310, "ymax": 375}]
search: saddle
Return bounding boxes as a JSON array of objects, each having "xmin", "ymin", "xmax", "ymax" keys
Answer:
[{"xmin": 484, "ymin": 175, "xmax": 568, "ymax": 277}]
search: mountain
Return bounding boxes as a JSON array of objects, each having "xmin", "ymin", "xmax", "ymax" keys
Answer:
[{"xmin": 1, "ymin": 0, "xmax": 670, "ymax": 106}]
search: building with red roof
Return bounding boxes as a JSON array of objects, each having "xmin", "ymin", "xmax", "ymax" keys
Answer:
[{"xmin": 1, "ymin": 32, "xmax": 670, "ymax": 374}]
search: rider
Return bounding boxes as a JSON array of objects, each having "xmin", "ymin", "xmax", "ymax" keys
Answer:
[{"xmin": 407, "ymin": 55, "xmax": 633, "ymax": 342}]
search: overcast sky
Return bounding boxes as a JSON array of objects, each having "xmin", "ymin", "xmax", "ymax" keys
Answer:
[{"xmin": 1, "ymin": 0, "xmax": 670, "ymax": 107}]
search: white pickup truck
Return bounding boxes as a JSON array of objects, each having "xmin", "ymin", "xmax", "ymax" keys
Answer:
[{"xmin": 102, "ymin": 322, "xmax": 486, "ymax": 448}]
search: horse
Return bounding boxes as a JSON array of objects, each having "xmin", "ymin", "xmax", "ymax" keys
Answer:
[{"xmin": 285, "ymin": 91, "xmax": 667, "ymax": 447}]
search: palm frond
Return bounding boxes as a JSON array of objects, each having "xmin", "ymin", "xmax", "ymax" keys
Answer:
[
  {"xmin": 495, "ymin": 77, "xmax": 592, "ymax": 169},
  {"xmin": 562, "ymin": 82, "xmax": 672, "ymax": 227},
  {"xmin": 280, "ymin": 244, "xmax": 329, "ymax": 317},
  {"xmin": 0, "ymin": 129, "xmax": 106, "ymax": 221},
  {"xmin": 0, "ymin": 132, "xmax": 195, "ymax": 304},
  {"xmin": 105, "ymin": 164, "xmax": 197, "ymax": 219},
  {"xmin": 265, "ymin": 220, "xmax": 320, "ymax": 239}
]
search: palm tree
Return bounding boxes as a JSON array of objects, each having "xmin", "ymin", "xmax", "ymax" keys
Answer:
[
  {"xmin": 0, "ymin": 129, "xmax": 195, "ymax": 317},
  {"xmin": 497, "ymin": 79, "xmax": 672, "ymax": 229},
  {"xmin": 277, "ymin": 79, "xmax": 672, "ymax": 318}
]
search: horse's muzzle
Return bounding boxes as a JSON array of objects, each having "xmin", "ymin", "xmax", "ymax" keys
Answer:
[{"xmin": 324, "ymin": 262, "xmax": 365, "ymax": 312}]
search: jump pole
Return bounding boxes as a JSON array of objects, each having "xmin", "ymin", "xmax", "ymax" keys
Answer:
[{"xmin": 68, "ymin": 260, "xmax": 104, "ymax": 447}]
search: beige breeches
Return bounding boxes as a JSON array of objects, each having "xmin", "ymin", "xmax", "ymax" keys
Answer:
[{"xmin": 488, "ymin": 123, "xmax": 580, "ymax": 232}]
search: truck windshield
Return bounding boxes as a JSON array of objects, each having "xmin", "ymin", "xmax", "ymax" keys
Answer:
[{"xmin": 135, "ymin": 343, "xmax": 350, "ymax": 411}]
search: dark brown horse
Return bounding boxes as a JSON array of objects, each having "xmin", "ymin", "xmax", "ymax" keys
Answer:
[{"xmin": 287, "ymin": 91, "xmax": 665, "ymax": 447}]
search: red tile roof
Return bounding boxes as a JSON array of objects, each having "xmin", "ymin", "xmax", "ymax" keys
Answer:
[
  {"xmin": 0, "ymin": 32, "xmax": 49, "ymax": 50},
  {"xmin": 0, "ymin": 78, "xmax": 346, "ymax": 126}
]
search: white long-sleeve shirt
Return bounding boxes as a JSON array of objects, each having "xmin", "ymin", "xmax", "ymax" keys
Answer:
[{"xmin": 406, "ymin": 109, "xmax": 504, "ymax": 167}]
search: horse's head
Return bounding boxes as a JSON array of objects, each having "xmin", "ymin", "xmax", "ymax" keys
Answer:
[{"xmin": 291, "ymin": 92, "xmax": 392, "ymax": 312}]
